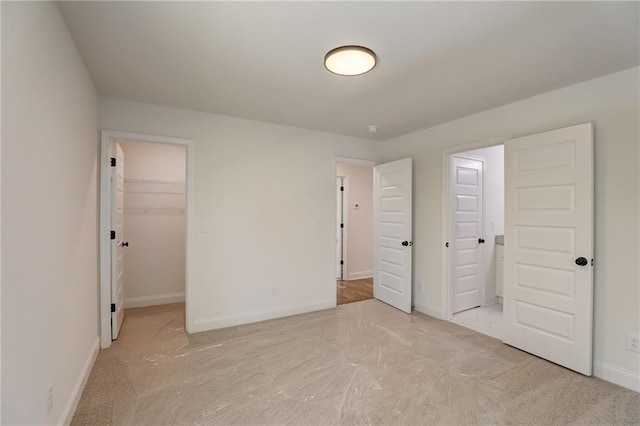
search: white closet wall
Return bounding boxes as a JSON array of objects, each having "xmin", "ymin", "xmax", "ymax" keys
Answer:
[{"xmin": 119, "ymin": 140, "xmax": 187, "ymax": 308}]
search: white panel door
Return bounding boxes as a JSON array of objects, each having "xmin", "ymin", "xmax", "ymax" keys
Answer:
[
  {"xmin": 374, "ymin": 158, "xmax": 412, "ymax": 313},
  {"xmin": 451, "ymin": 156, "xmax": 484, "ymax": 313},
  {"xmin": 111, "ymin": 142, "xmax": 126, "ymax": 340},
  {"xmin": 504, "ymin": 123, "xmax": 594, "ymax": 375}
]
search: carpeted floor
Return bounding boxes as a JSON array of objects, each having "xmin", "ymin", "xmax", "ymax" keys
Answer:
[{"xmin": 72, "ymin": 301, "xmax": 640, "ymax": 425}]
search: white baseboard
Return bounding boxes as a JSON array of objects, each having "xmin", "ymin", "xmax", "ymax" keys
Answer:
[
  {"xmin": 413, "ymin": 303, "xmax": 442, "ymax": 319},
  {"xmin": 483, "ymin": 296, "xmax": 498, "ymax": 306},
  {"xmin": 124, "ymin": 292, "xmax": 185, "ymax": 309},
  {"xmin": 190, "ymin": 299, "xmax": 335, "ymax": 333},
  {"xmin": 59, "ymin": 337, "xmax": 99, "ymax": 426},
  {"xmin": 347, "ymin": 271, "xmax": 373, "ymax": 280},
  {"xmin": 593, "ymin": 361, "xmax": 640, "ymax": 393}
]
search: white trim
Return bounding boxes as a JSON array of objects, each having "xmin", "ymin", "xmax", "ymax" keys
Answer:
[
  {"xmin": 100, "ymin": 130, "xmax": 194, "ymax": 348},
  {"xmin": 59, "ymin": 337, "xmax": 99, "ymax": 426},
  {"xmin": 441, "ymin": 135, "xmax": 511, "ymax": 321},
  {"xmin": 347, "ymin": 271, "xmax": 373, "ymax": 280},
  {"xmin": 413, "ymin": 303, "xmax": 442, "ymax": 319},
  {"xmin": 341, "ymin": 176, "xmax": 350, "ymax": 281},
  {"xmin": 191, "ymin": 300, "xmax": 335, "ymax": 333},
  {"xmin": 336, "ymin": 176, "xmax": 345, "ymax": 279},
  {"xmin": 483, "ymin": 296, "xmax": 499, "ymax": 306},
  {"xmin": 124, "ymin": 292, "xmax": 185, "ymax": 309},
  {"xmin": 593, "ymin": 361, "xmax": 640, "ymax": 393}
]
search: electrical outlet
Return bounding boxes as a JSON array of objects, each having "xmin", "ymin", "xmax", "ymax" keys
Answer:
[
  {"xmin": 47, "ymin": 385, "xmax": 54, "ymax": 415},
  {"xmin": 627, "ymin": 333, "xmax": 640, "ymax": 353}
]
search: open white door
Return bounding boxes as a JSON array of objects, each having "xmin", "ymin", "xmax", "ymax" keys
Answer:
[
  {"xmin": 504, "ymin": 123, "xmax": 594, "ymax": 375},
  {"xmin": 111, "ymin": 142, "xmax": 126, "ymax": 339},
  {"xmin": 451, "ymin": 155, "xmax": 484, "ymax": 314},
  {"xmin": 374, "ymin": 158, "xmax": 413, "ymax": 313}
]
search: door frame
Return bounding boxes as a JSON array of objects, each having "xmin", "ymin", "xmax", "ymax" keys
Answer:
[
  {"xmin": 336, "ymin": 175, "xmax": 349, "ymax": 280},
  {"xmin": 99, "ymin": 130, "xmax": 194, "ymax": 349},
  {"xmin": 440, "ymin": 135, "xmax": 510, "ymax": 320},
  {"xmin": 449, "ymin": 153, "xmax": 486, "ymax": 314},
  {"xmin": 334, "ymin": 156, "xmax": 376, "ymax": 305}
]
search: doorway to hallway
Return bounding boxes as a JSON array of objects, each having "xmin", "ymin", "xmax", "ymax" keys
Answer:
[{"xmin": 336, "ymin": 161, "xmax": 374, "ymax": 305}]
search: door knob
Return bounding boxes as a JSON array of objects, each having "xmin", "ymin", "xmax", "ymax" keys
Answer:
[
  {"xmin": 478, "ymin": 238, "xmax": 485, "ymax": 244},
  {"xmin": 575, "ymin": 257, "xmax": 588, "ymax": 266},
  {"xmin": 122, "ymin": 242, "xmax": 129, "ymax": 247},
  {"xmin": 401, "ymin": 241, "xmax": 413, "ymax": 247}
]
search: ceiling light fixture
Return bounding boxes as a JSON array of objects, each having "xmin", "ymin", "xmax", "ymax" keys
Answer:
[
  {"xmin": 368, "ymin": 126, "xmax": 379, "ymax": 133},
  {"xmin": 324, "ymin": 45, "xmax": 377, "ymax": 76}
]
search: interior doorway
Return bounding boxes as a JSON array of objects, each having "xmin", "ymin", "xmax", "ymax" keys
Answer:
[
  {"xmin": 442, "ymin": 124, "xmax": 594, "ymax": 375},
  {"xmin": 448, "ymin": 144, "xmax": 505, "ymax": 339},
  {"xmin": 100, "ymin": 130, "xmax": 192, "ymax": 349},
  {"xmin": 336, "ymin": 161, "xmax": 374, "ymax": 305},
  {"xmin": 118, "ymin": 140, "xmax": 186, "ymax": 310}
]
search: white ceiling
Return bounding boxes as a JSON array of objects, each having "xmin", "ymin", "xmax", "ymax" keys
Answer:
[{"xmin": 58, "ymin": 1, "xmax": 639, "ymax": 140}]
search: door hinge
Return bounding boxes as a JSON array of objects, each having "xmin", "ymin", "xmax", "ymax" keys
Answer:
[
  {"xmin": 110, "ymin": 303, "xmax": 116, "ymax": 313},
  {"xmin": 445, "ymin": 242, "xmax": 449, "ymax": 248},
  {"xmin": 340, "ymin": 186, "xmax": 344, "ymax": 191},
  {"xmin": 340, "ymin": 260, "xmax": 344, "ymax": 265},
  {"xmin": 110, "ymin": 230, "xmax": 116, "ymax": 240},
  {"xmin": 110, "ymin": 157, "xmax": 116, "ymax": 167},
  {"xmin": 340, "ymin": 223, "xmax": 344, "ymax": 228}
]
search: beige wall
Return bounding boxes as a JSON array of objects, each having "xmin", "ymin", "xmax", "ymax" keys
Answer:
[
  {"xmin": 1, "ymin": 2, "xmax": 99, "ymax": 424},
  {"xmin": 337, "ymin": 163, "xmax": 373, "ymax": 280},
  {"xmin": 119, "ymin": 141, "xmax": 186, "ymax": 308},
  {"xmin": 378, "ymin": 67, "xmax": 640, "ymax": 383}
]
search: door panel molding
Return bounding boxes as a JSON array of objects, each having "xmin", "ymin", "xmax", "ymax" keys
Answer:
[
  {"xmin": 450, "ymin": 155, "xmax": 485, "ymax": 314},
  {"xmin": 374, "ymin": 158, "xmax": 413, "ymax": 313},
  {"xmin": 504, "ymin": 122, "xmax": 594, "ymax": 375}
]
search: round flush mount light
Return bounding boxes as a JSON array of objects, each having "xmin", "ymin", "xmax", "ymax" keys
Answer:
[
  {"xmin": 368, "ymin": 125, "xmax": 379, "ymax": 133},
  {"xmin": 324, "ymin": 45, "xmax": 377, "ymax": 76}
]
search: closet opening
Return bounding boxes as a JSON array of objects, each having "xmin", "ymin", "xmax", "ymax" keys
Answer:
[{"xmin": 99, "ymin": 130, "xmax": 192, "ymax": 349}]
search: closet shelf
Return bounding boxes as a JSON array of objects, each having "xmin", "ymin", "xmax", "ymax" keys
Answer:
[
  {"xmin": 124, "ymin": 177, "xmax": 186, "ymax": 195},
  {"xmin": 124, "ymin": 177, "xmax": 185, "ymax": 185},
  {"xmin": 124, "ymin": 207, "xmax": 185, "ymax": 216}
]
